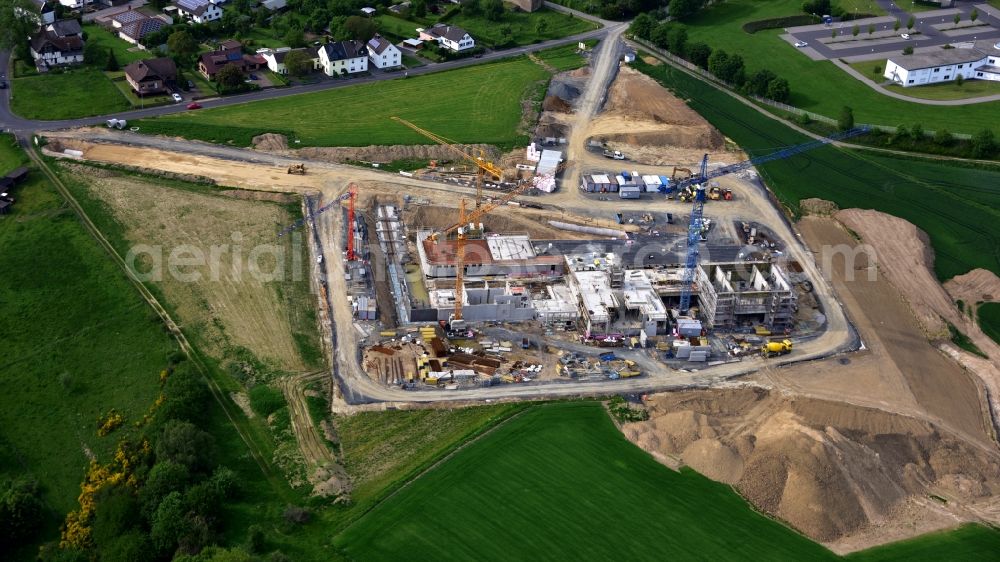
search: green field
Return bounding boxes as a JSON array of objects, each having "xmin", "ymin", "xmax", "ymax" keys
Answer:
[
  {"xmin": 0, "ymin": 136, "xmax": 177, "ymax": 550},
  {"xmin": 833, "ymin": 0, "xmax": 886, "ymax": 16},
  {"xmin": 11, "ymin": 68, "xmax": 129, "ymax": 119},
  {"xmin": 980, "ymin": 302, "xmax": 1000, "ymax": 345},
  {"xmin": 136, "ymin": 57, "xmax": 550, "ymax": 147},
  {"xmin": 681, "ymin": 0, "xmax": 1000, "ymax": 134},
  {"xmin": 81, "ymin": 23, "xmax": 149, "ymax": 66},
  {"xmin": 633, "ymin": 57, "xmax": 1000, "ymax": 281},
  {"xmin": 448, "ymin": 7, "xmax": 598, "ymax": 48},
  {"xmin": 845, "ymin": 524, "xmax": 1000, "ymax": 561},
  {"xmin": 335, "ymin": 402, "xmax": 838, "ymax": 560},
  {"xmin": 535, "ymin": 40, "xmax": 594, "ymax": 71}
]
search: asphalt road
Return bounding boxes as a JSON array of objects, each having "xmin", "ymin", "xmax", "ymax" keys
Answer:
[
  {"xmin": 0, "ymin": 5, "xmax": 624, "ymax": 134},
  {"xmin": 788, "ymin": 0, "xmax": 1000, "ymax": 60}
]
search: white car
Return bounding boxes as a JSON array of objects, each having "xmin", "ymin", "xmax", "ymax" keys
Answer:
[
  {"xmin": 794, "ymin": 41, "xmax": 808, "ymax": 47},
  {"xmin": 900, "ymin": 33, "xmax": 911, "ymax": 39},
  {"xmin": 171, "ymin": 93, "xmax": 183, "ymax": 102}
]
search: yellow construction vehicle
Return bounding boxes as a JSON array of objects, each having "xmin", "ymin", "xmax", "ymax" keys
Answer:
[
  {"xmin": 671, "ymin": 166, "xmax": 693, "ymax": 180},
  {"xmin": 392, "ymin": 117, "xmax": 502, "ymax": 209},
  {"xmin": 708, "ymin": 186, "xmax": 734, "ymax": 201},
  {"xmin": 761, "ymin": 339, "xmax": 793, "ymax": 358},
  {"xmin": 287, "ymin": 163, "xmax": 306, "ymax": 175}
]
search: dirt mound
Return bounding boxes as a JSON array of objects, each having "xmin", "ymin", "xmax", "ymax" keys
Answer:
[
  {"xmin": 605, "ymin": 67, "xmax": 711, "ymax": 126},
  {"xmin": 548, "ymin": 80, "xmax": 581, "ymax": 101},
  {"xmin": 568, "ymin": 66, "xmax": 591, "ymax": 78},
  {"xmin": 800, "ymin": 198, "xmax": 839, "ymax": 216},
  {"xmin": 641, "ymin": 56, "xmax": 662, "ymax": 66},
  {"xmin": 252, "ymin": 133, "xmax": 289, "ymax": 151},
  {"xmin": 543, "ymin": 95, "xmax": 572, "ymax": 113},
  {"xmin": 593, "ymin": 125, "xmax": 724, "ymax": 152},
  {"xmin": 945, "ymin": 269, "xmax": 1000, "ymax": 306},
  {"xmin": 626, "ymin": 387, "xmax": 1000, "ymax": 545},
  {"xmin": 298, "ymin": 143, "xmax": 497, "ymax": 164}
]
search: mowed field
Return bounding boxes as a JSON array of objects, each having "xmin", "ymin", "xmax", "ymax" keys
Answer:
[
  {"xmin": 12, "ymin": 69, "xmax": 130, "ymax": 120},
  {"xmin": 136, "ymin": 57, "xmax": 550, "ymax": 147},
  {"xmin": 633, "ymin": 58, "xmax": 1000, "ymax": 281},
  {"xmin": 681, "ymin": 0, "xmax": 1000, "ymax": 134},
  {"xmin": 845, "ymin": 524, "xmax": 1000, "ymax": 561},
  {"xmin": 334, "ymin": 402, "xmax": 837, "ymax": 561},
  {"xmin": 0, "ymin": 137, "xmax": 175, "ymax": 528},
  {"xmin": 58, "ymin": 164, "xmax": 322, "ymax": 373}
]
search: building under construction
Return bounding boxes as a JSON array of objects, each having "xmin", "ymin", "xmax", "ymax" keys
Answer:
[
  {"xmin": 695, "ymin": 262, "xmax": 796, "ymax": 330},
  {"xmin": 416, "ymin": 231, "xmax": 565, "ymax": 279}
]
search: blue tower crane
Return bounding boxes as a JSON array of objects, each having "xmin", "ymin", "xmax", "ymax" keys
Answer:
[{"xmin": 674, "ymin": 126, "xmax": 871, "ymax": 314}]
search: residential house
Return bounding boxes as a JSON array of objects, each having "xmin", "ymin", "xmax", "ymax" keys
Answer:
[
  {"xmin": 173, "ymin": 0, "xmax": 223, "ymax": 24},
  {"xmin": 509, "ymin": 0, "xmax": 542, "ymax": 11},
  {"xmin": 199, "ymin": 41, "xmax": 265, "ymax": 80},
  {"xmin": 29, "ymin": 28, "xmax": 84, "ymax": 69},
  {"xmin": 124, "ymin": 57, "xmax": 177, "ymax": 95},
  {"xmin": 260, "ymin": 46, "xmax": 320, "ymax": 75},
  {"xmin": 45, "ymin": 18, "xmax": 82, "ymax": 38},
  {"xmin": 259, "ymin": 0, "xmax": 286, "ymax": 11},
  {"xmin": 418, "ymin": 24, "xmax": 474, "ymax": 52},
  {"xmin": 367, "ymin": 34, "xmax": 401, "ymax": 69},
  {"xmin": 318, "ymin": 40, "xmax": 368, "ymax": 76},
  {"xmin": 20, "ymin": 0, "xmax": 56, "ymax": 25},
  {"xmin": 885, "ymin": 42, "xmax": 1000, "ymax": 87},
  {"xmin": 113, "ymin": 11, "xmax": 168, "ymax": 47}
]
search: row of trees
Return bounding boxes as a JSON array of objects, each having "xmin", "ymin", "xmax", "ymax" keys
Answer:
[
  {"xmin": 631, "ymin": 17, "xmax": 792, "ymax": 103},
  {"xmin": 835, "ymin": 106, "xmax": 997, "ymax": 158}
]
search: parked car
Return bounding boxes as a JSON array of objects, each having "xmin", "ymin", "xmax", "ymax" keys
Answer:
[
  {"xmin": 794, "ymin": 41, "xmax": 808, "ymax": 47},
  {"xmin": 901, "ymin": 33, "xmax": 911, "ymax": 39},
  {"xmin": 249, "ymin": 73, "xmax": 258, "ymax": 80},
  {"xmin": 186, "ymin": 102, "xmax": 202, "ymax": 110},
  {"xmin": 171, "ymin": 93, "xmax": 183, "ymax": 102},
  {"xmin": 0, "ymin": 81, "xmax": 6, "ymax": 90}
]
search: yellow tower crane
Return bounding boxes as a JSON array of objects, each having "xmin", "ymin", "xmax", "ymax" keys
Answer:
[
  {"xmin": 391, "ymin": 116, "xmax": 503, "ymax": 209},
  {"xmin": 431, "ymin": 182, "xmax": 535, "ymax": 327}
]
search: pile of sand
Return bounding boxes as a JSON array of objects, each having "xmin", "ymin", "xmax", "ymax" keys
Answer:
[
  {"xmin": 623, "ymin": 387, "xmax": 1000, "ymax": 543},
  {"xmin": 252, "ymin": 132, "xmax": 289, "ymax": 151},
  {"xmin": 800, "ymin": 198, "xmax": 839, "ymax": 216},
  {"xmin": 543, "ymin": 95, "xmax": 572, "ymax": 113}
]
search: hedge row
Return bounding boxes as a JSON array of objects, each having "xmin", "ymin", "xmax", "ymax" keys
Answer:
[{"xmin": 742, "ymin": 15, "xmax": 819, "ymax": 34}]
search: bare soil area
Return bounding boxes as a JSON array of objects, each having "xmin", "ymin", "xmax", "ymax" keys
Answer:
[
  {"xmin": 945, "ymin": 269, "xmax": 1000, "ymax": 311},
  {"xmin": 623, "ymin": 387, "xmax": 1000, "ymax": 550},
  {"xmin": 405, "ymin": 204, "xmax": 609, "ymax": 240},
  {"xmin": 64, "ymin": 163, "xmax": 313, "ymax": 372}
]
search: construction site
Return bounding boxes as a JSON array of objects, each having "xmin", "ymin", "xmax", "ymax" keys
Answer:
[{"xmin": 29, "ymin": 25, "xmax": 1000, "ymax": 554}]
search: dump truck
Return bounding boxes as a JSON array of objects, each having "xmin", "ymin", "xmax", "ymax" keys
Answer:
[
  {"xmin": 708, "ymin": 186, "xmax": 733, "ymax": 201},
  {"xmin": 761, "ymin": 339, "xmax": 793, "ymax": 358},
  {"xmin": 287, "ymin": 163, "xmax": 306, "ymax": 175}
]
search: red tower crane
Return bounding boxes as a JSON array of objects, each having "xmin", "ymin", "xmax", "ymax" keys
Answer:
[{"xmin": 345, "ymin": 183, "xmax": 358, "ymax": 261}]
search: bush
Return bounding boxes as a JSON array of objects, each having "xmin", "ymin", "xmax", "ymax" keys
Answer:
[
  {"xmin": 741, "ymin": 15, "xmax": 819, "ymax": 34},
  {"xmin": 248, "ymin": 385, "xmax": 285, "ymax": 418},
  {"xmin": 902, "ymin": 46, "xmax": 914, "ymax": 55},
  {"xmin": 971, "ymin": 129, "xmax": 997, "ymax": 158},
  {"xmin": 838, "ymin": 106, "xmax": 854, "ymax": 131},
  {"xmin": 283, "ymin": 505, "xmax": 310, "ymax": 524}
]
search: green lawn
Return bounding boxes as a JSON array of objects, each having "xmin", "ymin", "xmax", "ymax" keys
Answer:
[
  {"xmin": 885, "ymin": 79, "xmax": 1000, "ymax": 100},
  {"xmin": 402, "ymin": 54, "xmax": 426, "ymax": 68},
  {"xmin": 240, "ymin": 26, "xmax": 290, "ymax": 49},
  {"xmin": 846, "ymin": 524, "xmax": 1000, "ymax": 561},
  {"xmin": 335, "ymin": 402, "xmax": 838, "ymax": 561},
  {"xmin": 135, "ymin": 57, "xmax": 550, "ymax": 147},
  {"xmin": 82, "ymin": 23, "xmax": 149, "ymax": 66},
  {"xmin": 633, "ymin": 57, "xmax": 1000, "ymax": 281},
  {"xmin": 833, "ymin": 0, "xmax": 886, "ymax": 16},
  {"xmin": 11, "ymin": 68, "xmax": 129, "ymax": 119},
  {"xmin": 107, "ymin": 71, "xmax": 174, "ymax": 107},
  {"xmin": 448, "ymin": 7, "xmax": 598, "ymax": 48},
  {"xmin": 979, "ymin": 302, "xmax": 1000, "ymax": 345},
  {"xmin": 0, "ymin": 136, "xmax": 177, "ymax": 548},
  {"xmin": 681, "ymin": 0, "xmax": 1000, "ymax": 135},
  {"xmin": 535, "ymin": 40, "xmax": 594, "ymax": 71}
]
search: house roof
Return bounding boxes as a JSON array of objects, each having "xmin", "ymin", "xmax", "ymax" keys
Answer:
[
  {"xmin": 176, "ymin": 0, "xmax": 216, "ymax": 15},
  {"xmin": 120, "ymin": 17, "xmax": 166, "ymax": 42},
  {"xmin": 124, "ymin": 57, "xmax": 177, "ymax": 83},
  {"xmin": 48, "ymin": 19, "xmax": 82, "ymax": 37},
  {"xmin": 30, "ymin": 30, "xmax": 83, "ymax": 54},
  {"xmin": 426, "ymin": 24, "xmax": 470, "ymax": 43},
  {"xmin": 367, "ymin": 34, "xmax": 393, "ymax": 55},
  {"xmin": 890, "ymin": 48, "xmax": 987, "ymax": 71},
  {"xmin": 220, "ymin": 39, "xmax": 242, "ymax": 50},
  {"xmin": 112, "ymin": 10, "xmax": 145, "ymax": 24},
  {"xmin": 260, "ymin": 0, "xmax": 286, "ymax": 10},
  {"xmin": 321, "ymin": 40, "xmax": 364, "ymax": 61}
]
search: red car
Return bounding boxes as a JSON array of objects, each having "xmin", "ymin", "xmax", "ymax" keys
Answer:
[{"xmin": 186, "ymin": 102, "xmax": 202, "ymax": 110}]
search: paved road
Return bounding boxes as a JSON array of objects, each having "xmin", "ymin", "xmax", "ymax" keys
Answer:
[
  {"xmin": 786, "ymin": 1, "xmax": 1000, "ymax": 60},
  {"xmin": 0, "ymin": 8, "xmax": 623, "ymax": 134}
]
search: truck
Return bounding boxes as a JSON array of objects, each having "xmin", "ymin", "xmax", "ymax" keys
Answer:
[
  {"xmin": 602, "ymin": 149, "xmax": 626, "ymax": 160},
  {"xmin": 521, "ymin": 337, "xmax": 530, "ymax": 349},
  {"xmin": 761, "ymin": 339, "xmax": 793, "ymax": 358}
]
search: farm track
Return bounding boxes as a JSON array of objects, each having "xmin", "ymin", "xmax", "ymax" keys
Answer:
[
  {"xmin": 280, "ymin": 370, "xmax": 338, "ymax": 471},
  {"xmin": 25, "ymin": 142, "xmax": 292, "ymax": 500}
]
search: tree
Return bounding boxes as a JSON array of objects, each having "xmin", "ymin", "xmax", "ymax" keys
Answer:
[
  {"xmin": 651, "ymin": 22, "xmax": 672, "ymax": 49},
  {"xmin": 893, "ymin": 124, "xmax": 909, "ymax": 142},
  {"xmin": 0, "ymin": 478, "xmax": 43, "ymax": 547},
  {"xmin": 92, "ymin": 485, "xmax": 140, "ymax": 550},
  {"xmin": 831, "ymin": 28, "xmax": 837, "ymax": 39},
  {"xmin": 151, "ymin": 492, "xmax": 187, "ymax": 555},
  {"xmin": 971, "ymin": 129, "xmax": 997, "ymax": 158},
  {"xmin": 629, "ymin": 12, "xmax": 655, "ymax": 39},
  {"xmin": 0, "ymin": 0, "xmax": 37, "ymax": 61},
  {"xmin": 971, "ymin": 8, "xmax": 978, "ymax": 22},
  {"xmin": 802, "ymin": 0, "xmax": 830, "ymax": 15},
  {"xmin": 155, "ymin": 368, "xmax": 211, "ymax": 426},
  {"xmin": 246, "ymin": 525, "xmax": 266, "ymax": 554},
  {"xmin": 156, "ymin": 420, "xmax": 216, "ymax": 474},
  {"xmin": 104, "ymin": 532, "xmax": 151, "ymax": 562},
  {"xmin": 902, "ymin": 45, "xmax": 913, "ymax": 55},
  {"xmin": 499, "ymin": 24, "xmax": 513, "ymax": 45},
  {"xmin": 953, "ymin": 13, "xmax": 960, "ymax": 25},
  {"xmin": 482, "ymin": 0, "xmax": 504, "ymax": 22},
  {"xmin": 852, "ymin": 24, "xmax": 859, "ymax": 37},
  {"xmin": 723, "ymin": 54, "xmax": 746, "ymax": 85},
  {"xmin": 283, "ymin": 27, "xmax": 305, "ymax": 48},
  {"xmin": 766, "ymin": 77, "xmax": 791, "ymax": 102},
  {"xmin": 868, "ymin": 23, "xmax": 874, "ymax": 35},
  {"xmin": 140, "ymin": 461, "xmax": 191, "ymax": 517},
  {"xmin": 838, "ymin": 106, "xmax": 854, "ymax": 131},
  {"xmin": 906, "ymin": 15, "xmax": 914, "ymax": 30},
  {"xmin": 668, "ymin": 0, "xmax": 702, "ymax": 20},
  {"xmin": 956, "ymin": 74, "xmax": 964, "ymax": 87},
  {"xmin": 344, "ymin": 15, "xmax": 377, "ymax": 42},
  {"xmin": 411, "ymin": 0, "xmax": 427, "ymax": 18},
  {"xmin": 106, "ymin": 49, "xmax": 119, "ymax": 72},
  {"xmin": 84, "ymin": 43, "xmax": 108, "ymax": 68},
  {"xmin": 685, "ymin": 42, "xmax": 711, "ymax": 69},
  {"xmin": 283, "ymin": 49, "xmax": 312, "ymax": 77},
  {"xmin": 168, "ymin": 30, "xmax": 199, "ymax": 64},
  {"xmin": 893, "ymin": 19, "xmax": 901, "ymax": 32},
  {"xmin": 707, "ymin": 49, "xmax": 729, "ymax": 79},
  {"xmin": 873, "ymin": 64, "xmax": 881, "ymax": 79},
  {"xmin": 934, "ymin": 128, "xmax": 953, "ymax": 146},
  {"xmin": 535, "ymin": 17, "xmax": 548, "ymax": 36},
  {"xmin": 747, "ymin": 68, "xmax": 777, "ymax": 96},
  {"xmin": 667, "ymin": 24, "xmax": 688, "ymax": 56},
  {"xmin": 910, "ymin": 123, "xmax": 924, "ymax": 139}
]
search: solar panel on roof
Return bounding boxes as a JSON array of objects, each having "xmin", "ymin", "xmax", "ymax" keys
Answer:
[
  {"xmin": 226, "ymin": 52, "xmax": 240, "ymax": 60},
  {"xmin": 176, "ymin": 0, "xmax": 207, "ymax": 10}
]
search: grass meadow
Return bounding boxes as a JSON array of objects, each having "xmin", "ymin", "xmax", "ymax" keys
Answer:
[{"xmin": 979, "ymin": 302, "xmax": 1000, "ymax": 345}]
